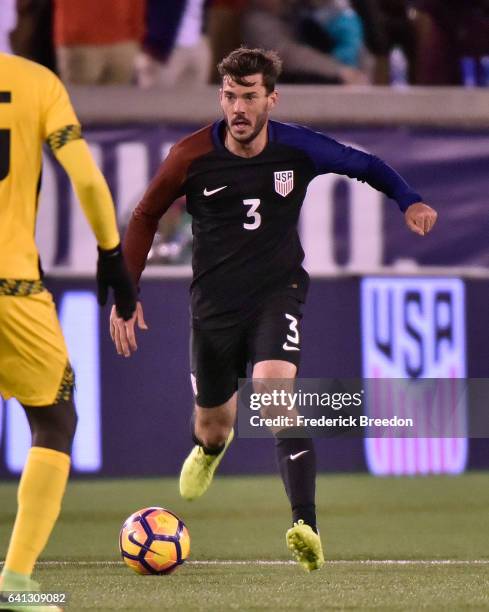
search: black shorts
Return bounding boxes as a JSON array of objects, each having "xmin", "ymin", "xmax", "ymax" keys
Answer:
[{"xmin": 190, "ymin": 293, "xmax": 303, "ymax": 408}]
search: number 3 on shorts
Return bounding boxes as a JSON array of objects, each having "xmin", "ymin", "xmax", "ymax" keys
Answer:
[{"xmin": 283, "ymin": 313, "xmax": 300, "ymax": 351}]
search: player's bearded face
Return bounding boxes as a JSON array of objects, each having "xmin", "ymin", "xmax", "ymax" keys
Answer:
[{"xmin": 220, "ymin": 74, "xmax": 277, "ymax": 145}]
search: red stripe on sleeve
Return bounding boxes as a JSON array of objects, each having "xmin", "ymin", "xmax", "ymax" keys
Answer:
[{"xmin": 123, "ymin": 125, "xmax": 214, "ymax": 285}]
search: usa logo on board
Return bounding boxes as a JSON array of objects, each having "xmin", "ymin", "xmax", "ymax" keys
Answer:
[
  {"xmin": 274, "ymin": 170, "xmax": 294, "ymax": 197},
  {"xmin": 361, "ymin": 277, "xmax": 467, "ymax": 476}
]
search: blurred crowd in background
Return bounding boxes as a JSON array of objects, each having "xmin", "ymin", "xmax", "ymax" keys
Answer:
[{"xmin": 1, "ymin": 0, "xmax": 489, "ymax": 88}]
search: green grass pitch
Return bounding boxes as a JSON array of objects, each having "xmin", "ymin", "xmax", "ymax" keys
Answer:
[{"xmin": 1, "ymin": 473, "xmax": 489, "ymax": 610}]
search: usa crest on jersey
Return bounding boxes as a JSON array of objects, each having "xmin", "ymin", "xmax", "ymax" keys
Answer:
[{"xmin": 274, "ymin": 170, "xmax": 294, "ymax": 197}]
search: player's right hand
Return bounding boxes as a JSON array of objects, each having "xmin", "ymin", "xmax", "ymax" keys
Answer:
[{"xmin": 110, "ymin": 302, "xmax": 148, "ymax": 357}]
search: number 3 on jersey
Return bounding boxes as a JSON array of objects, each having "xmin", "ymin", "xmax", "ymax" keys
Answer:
[{"xmin": 243, "ymin": 198, "xmax": 261, "ymax": 230}]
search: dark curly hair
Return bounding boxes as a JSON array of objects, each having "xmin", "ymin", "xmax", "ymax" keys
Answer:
[{"xmin": 218, "ymin": 47, "xmax": 283, "ymax": 94}]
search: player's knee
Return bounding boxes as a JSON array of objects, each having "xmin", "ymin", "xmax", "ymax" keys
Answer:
[
  {"xmin": 49, "ymin": 399, "xmax": 78, "ymax": 441},
  {"xmin": 58, "ymin": 399, "xmax": 78, "ymax": 442},
  {"xmin": 253, "ymin": 360, "xmax": 297, "ymax": 380},
  {"xmin": 23, "ymin": 398, "xmax": 78, "ymax": 454}
]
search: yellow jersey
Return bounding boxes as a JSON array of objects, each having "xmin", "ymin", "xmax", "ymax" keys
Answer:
[{"xmin": 0, "ymin": 53, "xmax": 79, "ymax": 279}]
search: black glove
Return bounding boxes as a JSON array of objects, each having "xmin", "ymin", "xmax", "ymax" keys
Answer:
[{"xmin": 96, "ymin": 244, "xmax": 137, "ymax": 321}]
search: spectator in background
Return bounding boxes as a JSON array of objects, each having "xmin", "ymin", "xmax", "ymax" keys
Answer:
[
  {"xmin": 301, "ymin": 0, "xmax": 365, "ymax": 69},
  {"xmin": 411, "ymin": 0, "xmax": 489, "ymax": 85},
  {"xmin": 10, "ymin": 0, "xmax": 56, "ymax": 71},
  {"xmin": 242, "ymin": 0, "xmax": 368, "ymax": 84},
  {"xmin": 136, "ymin": 0, "xmax": 210, "ymax": 89},
  {"xmin": 350, "ymin": 0, "xmax": 416, "ymax": 85},
  {"xmin": 206, "ymin": 0, "xmax": 249, "ymax": 84},
  {"xmin": 0, "ymin": 0, "xmax": 16, "ymax": 54},
  {"xmin": 54, "ymin": 0, "xmax": 145, "ymax": 84}
]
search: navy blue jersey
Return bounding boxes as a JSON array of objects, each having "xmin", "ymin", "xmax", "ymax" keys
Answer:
[{"xmin": 124, "ymin": 120, "xmax": 422, "ymax": 328}]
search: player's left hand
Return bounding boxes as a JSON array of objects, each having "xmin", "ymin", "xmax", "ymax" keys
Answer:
[
  {"xmin": 405, "ymin": 202, "xmax": 438, "ymax": 236},
  {"xmin": 97, "ymin": 243, "xmax": 137, "ymax": 320},
  {"xmin": 110, "ymin": 302, "xmax": 148, "ymax": 357}
]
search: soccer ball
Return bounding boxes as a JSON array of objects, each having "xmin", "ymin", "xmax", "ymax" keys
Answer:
[{"xmin": 119, "ymin": 507, "xmax": 190, "ymax": 575}]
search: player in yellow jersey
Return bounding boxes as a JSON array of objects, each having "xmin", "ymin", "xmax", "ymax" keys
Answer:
[{"xmin": 0, "ymin": 53, "xmax": 136, "ymax": 612}]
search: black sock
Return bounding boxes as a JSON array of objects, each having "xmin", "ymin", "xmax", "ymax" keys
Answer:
[
  {"xmin": 275, "ymin": 428, "xmax": 317, "ymax": 532},
  {"xmin": 190, "ymin": 417, "xmax": 226, "ymax": 455}
]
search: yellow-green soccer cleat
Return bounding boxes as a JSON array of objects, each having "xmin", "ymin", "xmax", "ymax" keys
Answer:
[
  {"xmin": 0, "ymin": 573, "xmax": 63, "ymax": 612},
  {"xmin": 179, "ymin": 429, "xmax": 234, "ymax": 500},
  {"xmin": 286, "ymin": 520, "xmax": 325, "ymax": 572}
]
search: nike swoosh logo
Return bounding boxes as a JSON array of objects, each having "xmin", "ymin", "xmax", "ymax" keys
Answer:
[
  {"xmin": 204, "ymin": 186, "xmax": 228, "ymax": 196},
  {"xmin": 290, "ymin": 450, "xmax": 309, "ymax": 461},
  {"xmin": 283, "ymin": 342, "xmax": 300, "ymax": 351}
]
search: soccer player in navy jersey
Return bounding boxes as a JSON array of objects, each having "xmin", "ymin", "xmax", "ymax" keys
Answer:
[{"xmin": 110, "ymin": 48, "xmax": 437, "ymax": 571}]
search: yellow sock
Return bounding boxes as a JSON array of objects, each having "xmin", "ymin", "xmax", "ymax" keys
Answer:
[{"xmin": 3, "ymin": 446, "xmax": 70, "ymax": 576}]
